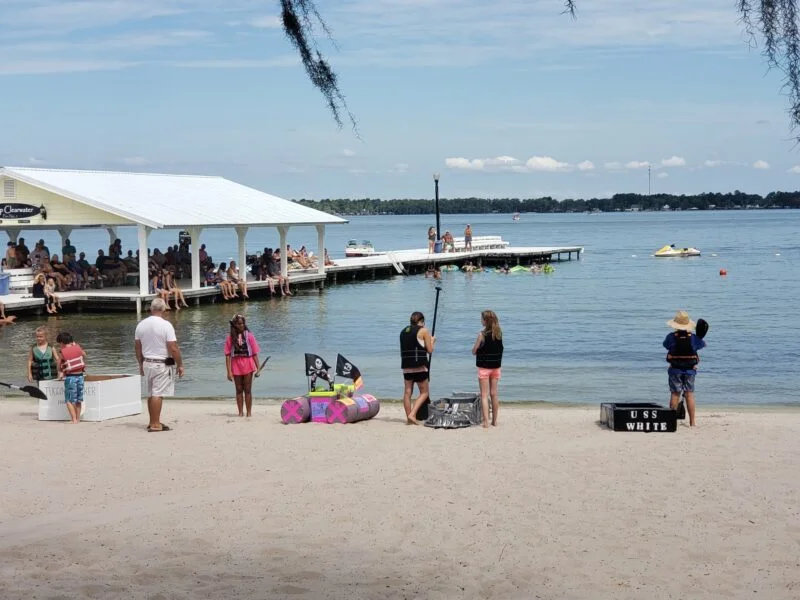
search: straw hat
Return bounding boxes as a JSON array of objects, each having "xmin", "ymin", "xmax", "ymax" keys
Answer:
[{"xmin": 666, "ymin": 310, "xmax": 695, "ymax": 331}]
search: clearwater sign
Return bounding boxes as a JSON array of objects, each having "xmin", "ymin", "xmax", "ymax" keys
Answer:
[{"xmin": 0, "ymin": 203, "xmax": 42, "ymax": 221}]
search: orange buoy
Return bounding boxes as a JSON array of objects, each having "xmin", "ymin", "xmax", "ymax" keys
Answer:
[{"xmin": 719, "ymin": 269, "xmax": 727, "ymax": 276}]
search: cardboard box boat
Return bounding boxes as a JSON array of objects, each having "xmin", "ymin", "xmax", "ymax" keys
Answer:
[{"xmin": 38, "ymin": 374, "xmax": 142, "ymax": 422}]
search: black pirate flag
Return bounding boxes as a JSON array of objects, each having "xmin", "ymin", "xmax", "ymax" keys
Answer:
[
  {"xmin": 335, "ymin": 354, "xmax": 363, "ymax": 390},
  {"xmin": 304, "ymin": 353, "xmax": 334, "ymax": 390}
]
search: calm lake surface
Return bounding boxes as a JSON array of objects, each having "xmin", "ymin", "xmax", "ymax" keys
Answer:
[{"xmin": 2, "ymin": 210, "xmax": 798, "ymax": 405}]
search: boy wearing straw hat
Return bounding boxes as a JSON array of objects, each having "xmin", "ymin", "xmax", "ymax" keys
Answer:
[{"xmin": 663, "ymin": 311, "xmax": 706, "ymax": 427}]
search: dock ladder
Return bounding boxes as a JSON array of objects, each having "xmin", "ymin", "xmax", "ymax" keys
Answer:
[{"xmin": 386, "ymin": 252, "xmax": 406, "ymax": 274}]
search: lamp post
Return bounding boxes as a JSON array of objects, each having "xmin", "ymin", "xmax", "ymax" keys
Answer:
[{"xmin": 433, "ymin": 173, "xmax": 441, "ymax": 241}]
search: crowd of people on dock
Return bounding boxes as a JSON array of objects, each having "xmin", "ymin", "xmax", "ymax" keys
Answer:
[{"xmin": 2, "ymin": 235, "xmax": 335, "ymax": 316}]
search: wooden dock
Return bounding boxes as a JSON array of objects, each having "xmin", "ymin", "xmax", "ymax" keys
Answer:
[{"xmin": 0, "ymin": 241, "xmax": 582, "ymax": 317}]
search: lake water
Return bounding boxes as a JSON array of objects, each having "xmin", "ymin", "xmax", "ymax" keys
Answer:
[{"xmin": 2, "ymin": 210, "xmax": 798, "ymax": 405}]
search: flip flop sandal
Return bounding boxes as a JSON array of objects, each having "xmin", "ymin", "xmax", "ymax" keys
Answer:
[{"xmin": 147, "ymin": 424, "xmax": 171, "ymax": 432}]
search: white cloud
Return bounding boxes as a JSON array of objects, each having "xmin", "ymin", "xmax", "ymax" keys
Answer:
[
  {"xmin": 445, "ymin": 155, "xmax": 570, "ymax": 173},
  {"xmin": 525, "ymin": 156, "xmax": 569, "ymax": 171},
  {"xmin": 342, "ymin": 149, "xmax": 356, "ymax": 157},
  {"xmin": 704, "ymin": 160, "xmax": 725, "ymax": 167},
  {"xmin": 390, "ymin": 162, "xmax": 409, "ymax": 173},
  {"xmin": 752, "ymin": 160, "xmax": 770, "ymax": 170},
  {"xmin": 445, "ymin": 157, "xmax": 486, "ymax": 171},
  {"xmin": 657, "ymin": 172, "xmax": 669, "ymax": 179},
  {"xmin": 27, "ymin": 156, "xmax": 47, "ymax": 166},
  {"xmin": 660, "ymin": 156, "xmax": 686, "ymax": 167},
  {"xmin": 577, "ymin": 160, "xmax": 595, "ymax": 171},
  {"xmin": 604, "ymin": 161, "xmax": 623, "ymax": 170},
  {"xmin": 625, "ymin": 161, "xmax": 650, "ymax": 169},
  {"xmin": 788, "ymin": 166, "xmax": 800, "ymax": 174},
  {"xmin": 348, "ymin": 168, "xmax": 368, "ymax": 175}
]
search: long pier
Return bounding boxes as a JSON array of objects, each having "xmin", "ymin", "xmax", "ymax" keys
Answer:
[{"xmin": 1, "ymin": 241, "xmax": 582, "ymax": 316}]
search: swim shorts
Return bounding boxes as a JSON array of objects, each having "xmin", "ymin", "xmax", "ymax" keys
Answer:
[
  {"xmin": 477, "ymin": 367, "xmax": 502, "ymax": 380},
  {"xmin": 403, "ymin": 371, "xmax": 429, "ymax": 383},
  {"xmin": 64, "ymin": 373, "xmax": 85, "ymax": 404},
  {"xmin": 668, "ymin": 371, "xmax": 695, "ymax": 393}
]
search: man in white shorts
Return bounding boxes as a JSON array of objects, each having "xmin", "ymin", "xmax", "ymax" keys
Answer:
[{"xmin": 134, "ymin": 298, "xmax": 184, "ymax": 432}]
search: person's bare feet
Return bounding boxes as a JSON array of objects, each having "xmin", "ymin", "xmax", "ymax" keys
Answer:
[{"xmin": 406, "ymin": 417, "xmax": 419, "ymax": 425}]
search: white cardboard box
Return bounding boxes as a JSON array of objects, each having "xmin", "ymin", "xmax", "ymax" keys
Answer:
[{"xmin": 38, "ymin": 374, "xmax": 142, "ymax": 422}]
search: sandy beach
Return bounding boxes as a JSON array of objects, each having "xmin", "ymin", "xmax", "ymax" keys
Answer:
[{"xmin": 0, "ymin": 400, "xmax": 798, "ymax": 600}]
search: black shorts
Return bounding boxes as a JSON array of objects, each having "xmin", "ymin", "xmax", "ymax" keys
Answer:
[{"xmin": 403, "ymin": 372, "xmax": 429, "ymax": 383}]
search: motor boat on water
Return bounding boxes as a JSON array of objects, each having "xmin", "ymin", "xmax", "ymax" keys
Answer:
[
  {"xmin": 345, "ymin": 239, "xmax": 378, "ymax": 257},
  {"xmin": 512, "ymin": 212, "xmax": 521, "ymax": 221},
  {"xmin": 653, "ymin": 244, "xmax": 701, "ymax": 257}
]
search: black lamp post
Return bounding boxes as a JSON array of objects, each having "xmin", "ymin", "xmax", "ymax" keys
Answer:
[{"xmin": 433, "ymin": 173, "xmax": 441, "ymax": 241}]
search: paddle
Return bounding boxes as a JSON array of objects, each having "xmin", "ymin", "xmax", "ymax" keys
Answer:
[
  {"xmin": 417, "ymin": 285, "xmax": 442, "ymax": 422},
  {"xmin": 696, "ymin": 318, "xmax": 709, "ymax": 340},
  {"xmin": 677, "ymin": 318, "xmax": 710, "ymax": 420},
  {"xmin": 0, "ymin": 381, "xmax": 48, "ymax": 400},
  {"xmin": 254, "ymin": 356, "xmax": 271, "ymax": 378}
]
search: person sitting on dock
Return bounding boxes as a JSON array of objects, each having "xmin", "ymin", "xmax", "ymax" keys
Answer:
[
  {"xmin": 49, "ymin": 255, "xmax": 76, "ymax": 290},
  {"xmin": 286, "ymin": 245, "xmax": 312, "ymax": 269},
  {"xmin": 227, "ymin": 261, "xmax": 249, "ymax": 299},
  {"xmin": 76, "ymin": 252, "xmax": 101, "ymax": 287},
  {"xmin": 324, "ymin": 248, "xmax": 335, "ymax": 266},
  {"xmin": 30, "ymin": 240, "xmax": 49, "ymax": 269},
  {"xmin": 216, "ymin": 262, "xmax": 238, "ymax": 300},
  {"xmin": 163, "ymin": 270, "xmax": 189, "ymax": 309},
  {"xmin": 203, "ymin": 262, "xmax": 222, "ymax": 288},
  {"xmin": 151, "ymin": 270, "xmax": 173, "ymax": 309},
  {"xmin": 266, "ymin": 250, "xmax": 292, "ymax": 296},
  {"xmin": 95, "ymin": 249, "xmax": 126, "ymax": 286},
  {"xmin": 36, "ymin": 257, "xmax": 68, "ymax": 292},
  {"xmin": 442, "ymin": 231, "xmax": 455, "ymax": 253}
]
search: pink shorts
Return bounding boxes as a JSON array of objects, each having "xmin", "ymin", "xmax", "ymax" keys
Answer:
[{"xmin": 477, "ymin": 367, "xmax": 501, "ymax": 380}]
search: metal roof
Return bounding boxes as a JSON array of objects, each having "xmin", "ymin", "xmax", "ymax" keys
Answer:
[{"xmin": 0, "ymin": 167, "xmax": 347, "ymax": 229}]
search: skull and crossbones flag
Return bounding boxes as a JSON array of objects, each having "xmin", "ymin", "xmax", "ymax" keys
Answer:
[
  {"xmin": 304, "ymin": 353, "xmax": 334, "ymax": 389},
  {"xmin": 335, "ymin": 354, "xmax": 363, "ymax": 389}
]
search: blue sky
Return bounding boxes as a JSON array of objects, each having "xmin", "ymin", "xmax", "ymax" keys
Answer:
[{"xmin": 1, "ymin": 0, "xmax": 799, "ymax": 199}]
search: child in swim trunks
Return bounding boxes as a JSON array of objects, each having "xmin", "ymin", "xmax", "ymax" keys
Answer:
[
  {"xmin": 57, "ymin": 331, "xmax": 87, "ymax": 424},
  {"xmin": 663, "ymin": 311, "xmax": 706, "ymax": 427}
]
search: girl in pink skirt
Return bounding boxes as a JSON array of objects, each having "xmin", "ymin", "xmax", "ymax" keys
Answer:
[{"xmin": 225, "ymin": 314, "xmax": 261, "ymax": 417}]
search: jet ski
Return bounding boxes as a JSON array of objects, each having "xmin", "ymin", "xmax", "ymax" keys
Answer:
[{"xmin": 653, "ymin": 244, "xmax": 701, "ymax": 257}]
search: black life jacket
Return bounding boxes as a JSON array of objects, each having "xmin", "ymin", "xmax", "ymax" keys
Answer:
[
  {"xmin": 475, "ymin": 332, "xmax": 504, "ymax": 369},
  {"xmin": 400, "ymin": 324, "xmax": 428, "ymax": 369},
  {"xmin": 667, "ymin": 330, "xmax": 698, "ymax": 370}
]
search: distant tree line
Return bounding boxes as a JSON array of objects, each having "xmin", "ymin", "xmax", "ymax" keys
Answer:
[{"xmin": 295, "ymin": 190, "xmax": 800, "ymax": 216}]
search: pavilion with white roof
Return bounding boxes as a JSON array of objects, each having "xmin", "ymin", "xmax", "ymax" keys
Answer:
[{"xmin": 0, "ymin": 166, "xmax": 346, "ymax": 298}]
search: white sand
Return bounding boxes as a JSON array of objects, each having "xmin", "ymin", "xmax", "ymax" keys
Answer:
[{"xmin": 0, "ymin": 400, "xmax": 798, "ymax": 600}]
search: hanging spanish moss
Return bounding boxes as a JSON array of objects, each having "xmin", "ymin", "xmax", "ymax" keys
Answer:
[
  {"xmin": 280, "ymin": 0, "xmax": 800, "ymax": 141},
  {"xmin": 738, "ymin": 0, "xmax": 800, "ymax": 141},
  {"xmin": 280, "ymin": 0, "xmax": 356, "ymax": 132}
]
